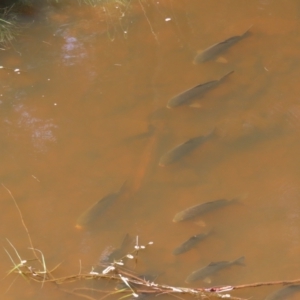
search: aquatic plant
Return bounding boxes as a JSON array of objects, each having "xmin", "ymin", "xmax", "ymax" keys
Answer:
[
  {"xmin": 71, "ymin": 0, "xmax": 131, "ymax": 5},
  {"xmin": 0, "ymin": 18, "xmax": 15, "ymax": 46},
  {"xmin": 0, "ymin": 7, "xmax": 18, "ymax": 47},
  {"xmin": 0, "ymin": 0, "xmax": 132, "ymax": 47}
]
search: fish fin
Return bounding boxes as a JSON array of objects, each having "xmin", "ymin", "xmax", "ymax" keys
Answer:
[
  {"xmin": 184, "ymin": 138, "xmax": 197, "ymax": 145},
  {"xmin": 207, "ymin": 227, "xmax": 215, "ymax": 236},
  {"xmin": 242, "ymin": 25, "xmax": 253, "ymax": 37},
  {"xmin": 194, "ymin": 220, "xmax": 206, "ymax": 227},
  {"xmin": 208, "ymin": 261, "xmax": 225, "ymax": 266},
  {"xmin": 229, "ymin": 197, "xmax": 239, "ymax": 204},
  {"xmin": 118, "ymin": 180, "xmax": 128, "ymax": 193},
  {"xmin": 231, "ymin": 194, "xmax": 248, "ymax": 205},
  {"xmin": 216, "ymin": 56, "xmax": 228, "ymax": 63},
  {"xmin": 203, "ymin": 277, "xmax": 211, "ymax": 284},
  {"xmin": 234, "ymin": 256, "xmax": 246, "ymax": 265},
  {"xmin": 188, "ymin": 102, "xmax": 202, "ymax": 108},
  {"xmin": 192, "ymin": 50, "xmax": 204, "ymax": 64},
  {"xmin": 147, "ymin": 123, "xmax": 156, "ymax": 132},
  {"xmin": 220, "ymin": 70, "xmax": 234, "ymax": 81},
  {"xmin": 119, "ymin": 233, "xmax": 132, "ymax": 250},
  {"xmin": 206, "ymin": 127, "xmax": 220, "ymax": 139}
]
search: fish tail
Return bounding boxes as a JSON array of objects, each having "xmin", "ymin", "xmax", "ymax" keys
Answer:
[
  {"xmin": 206, "ymin": 127, "xmax": 220, "ymax": 139},
  {"xmin": 172, "ymin": 248, "xmax": 181, "ymax": 255},
  {"xmin": 207, "ymin": 227, "xmax": 215, "ymax": 236},
  {"xmin": 75, "ymin": 224, "xmax": 83, "ymax": 230},
  {"xmin": 120, "ymin": 233, "xmax": 132, "ymax": 250},
  {"xmin": 118, "ymin": 180, "xmax": 128, "ymax": 193},
  {"xmin": 220, "ymin": 70, "xmax": 234, "ymax": 81},
  {"xmin": 229, "ymin": 197, "xmax": 239, "ymax": 204},
  {"xmin": 234, "ymin": 256, "xmax": 246, "ymax": 265}
]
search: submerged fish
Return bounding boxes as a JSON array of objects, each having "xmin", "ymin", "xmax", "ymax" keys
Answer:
[
  {"xmin": 185, "ymin": 256, "xmax": 245, "ymax": 283},
  {"xmin": 167, "ymin": 71, "xmax": 233, "ymax": 108},
  {"xmin": 159, "ymin": 129, "xmax": 215, "ymax": 167},
  {"xmin": 173, "ymin": 198, "xmax": 235, "ymax": 222},
  {"xmin": 265, "ymin": 285, "xmax": 300, "ymax": 300},
  {"xmin": 76, "ymin": 182, "xmax": 126, "ymax": 228},
  {"xmin": 194, "ymin": 26, "xmax": 252, "ymax": 63},
  {"xmin": 124, "ymin": 124, "xmax": 156, "ymax": 142},
  {"xmin": 99, "ymin": 233, "xmax": 132, "ymax": 264},
  {"xmin": 173, "ymin": 231, "xmax": 212, "ymax": 255}
]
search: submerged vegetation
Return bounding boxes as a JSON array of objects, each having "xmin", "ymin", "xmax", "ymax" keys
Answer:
[
  {"xmin": 0, "ymin": 6, "xmax": 18, "ymax": 47},
  {"xmin": 0, "ymin": 0, "xmax": 131, "ymax": 47}
]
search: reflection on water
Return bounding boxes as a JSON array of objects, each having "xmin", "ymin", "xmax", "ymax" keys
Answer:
[
  {"xmin": 1, "ymin": 1, "xmax": 300, "ymax": 300},
  {"xmin": 13, "ymin": 103, "xmax": 57, "ymax": 152},
  {"xmin": 61, "ymin": 34, "xmax": 87, "ymax": 66}
]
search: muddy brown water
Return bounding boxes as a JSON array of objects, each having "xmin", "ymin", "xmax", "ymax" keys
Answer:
[{"xmin": 1, "ymin": 1, "xmax": 300, "ymax": 299}]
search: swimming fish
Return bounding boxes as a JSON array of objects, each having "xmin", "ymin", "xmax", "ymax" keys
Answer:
[
  {"xmin": 99, "ymin": 233, "xmax": 132, "ymax": 264},
  {"xmin": 173, "ymin": 198, "xmax": 235, "ymax": 222},
  {"xmin": 167, "ymin": 71, "xmax": 233, "ymax": 108},
  {"xmin": 124, "ymin": 124, "xmax": 156, "ymax": 142},
  {"xmin": 173, "ymin": 231, "xmax": 212, "ymax": 255},
  {"xmin": 194, "ymin": 26, "xmax": 252, "ymax": 63},
  {"xmin": 185, "ymin": 256, "xmax": 245, "ymax": 283},
  {"xmin": 76, "ymin": 182, "xmax": 126, "ymax": 228},
  {"xmin": 159, "ymin": 129, "xmax": 215, "ymax": 167},
  {"xmin": 265, "ymin": 285, "xmax": 300, "ymax": 300}
]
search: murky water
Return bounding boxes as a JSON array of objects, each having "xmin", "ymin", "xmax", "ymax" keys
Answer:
[{"xmin": 1, "ymin": 1, "xmax": 300, "ymax": 299}]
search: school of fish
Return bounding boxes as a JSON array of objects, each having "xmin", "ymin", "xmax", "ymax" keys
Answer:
[
  {"xmin": 73, "ymin": 25, "xmax": 274, "ymax": 295},
  {"xmin": 167, "ymin": 26, "xmax": 252, "ymax": 287}
]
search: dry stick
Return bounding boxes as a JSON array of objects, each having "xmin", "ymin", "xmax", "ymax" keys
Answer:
[
  {"xmin": 73, "ymin": 287, "xmax": 111, "ymax": 294},
  {"xmin": 12, "ymin": 253, "xmax": 300, "ymax": 300},
  {"xmin": 2, "ymin": 184, "xmax": 36, "ymax": 257},
  {"xmin": 232, "ymin": 278, "xmax": 300, "ymax": 290},
  {"xmin": 22, "ymin": 270, "xmax": 247, "ymax": 300},
  {"xmin": 1, "ymin": 183, "xmax": 55, "ymax": 281}
]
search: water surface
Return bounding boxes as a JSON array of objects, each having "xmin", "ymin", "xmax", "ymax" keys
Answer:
[{"xmin": 1, "ymin": 1, "xmax": 300, "ymax": 299}]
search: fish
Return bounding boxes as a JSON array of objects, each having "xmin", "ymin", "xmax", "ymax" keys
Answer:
[
  {"xmin": 159, "ymin": 129, "xmax": 215, "ymax": 167},
  {"xmin": 99, "ymin": 233, "xmax": 132, "ymax": 264},
  {"xmin": 173, "ymin": 198, "xmax": 235, "ymax": 222},
  {"xmin": 93, "ymin": 234, "xmax": 133, "ymax": 273},
  {"xmin": 167, "ymin": 71, "xmax": 234, "ymax": 108},
  {"xmin": 172, "ymin": 231, "xmax": 212, "ymax": 255},
  {"xmin": 265, "ymin": 285, "xmax": 300, "ymax": 300},
  {"xmin": 124, "ymin": 124, "xmax": 156, "ymax": 142},
  {"xmin": 194, "ymin": 26, "xmax": 252, "ymax": 63},
  {"xmin": 185, "ymin": 256, "xmax": 245, "ymax": 283},
  {"xmin": 76, "ymin": 182, "xmax": 127, "ymax": 228}
]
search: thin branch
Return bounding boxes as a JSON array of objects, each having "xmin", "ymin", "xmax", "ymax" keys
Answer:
[
  {"xmin": 138, "ymin": 0, "xmax": 159, "ymax": 44},
  {"xmin": 2, "ymin": 183, "xmax": 55, "ymax": 281},
  {"xmin": 2, "ymin": 184, "xmax": 36, "ymax": 258},
  {"xmin": 233, "ymin": 279, "xmax": 300, "ymax": 290}
]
